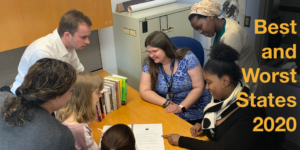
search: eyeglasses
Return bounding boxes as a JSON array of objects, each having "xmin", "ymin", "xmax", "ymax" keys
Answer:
[{"xmin": 144, "ymin": 49, "xmax": 160, "ymax": 55}]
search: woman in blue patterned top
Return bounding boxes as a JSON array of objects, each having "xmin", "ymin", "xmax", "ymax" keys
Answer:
[{"xmin": 139, "ymin": 31, "xmax": 211, "ymax": 124}]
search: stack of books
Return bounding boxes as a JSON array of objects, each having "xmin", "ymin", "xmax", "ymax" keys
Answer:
[{"xmin": 95, "ymin": 74, "xmax": 128, "ymax": 122}]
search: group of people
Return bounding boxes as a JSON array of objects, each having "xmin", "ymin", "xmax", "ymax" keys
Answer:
[
  {"xmin": 0, "ymin": 0, "xmax": 284, "ymax": 150},
  {"xmin": 0, "ymin": 9, "xmax": 135, "ymax": 150}
]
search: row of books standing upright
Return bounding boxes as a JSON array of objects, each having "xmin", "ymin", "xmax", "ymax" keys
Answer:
[{"xmin": 95, "ymin": 74, "xmax": 128, "ymax": 122}]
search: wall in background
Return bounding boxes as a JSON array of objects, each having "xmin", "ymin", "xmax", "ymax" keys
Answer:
[
  {"xmin": 97, "ymin": 0, "xmax": 128, "ymax": 75},
  {"xmin": 0, "ymin": 0, "xmax": 113, "ymax": 52}
]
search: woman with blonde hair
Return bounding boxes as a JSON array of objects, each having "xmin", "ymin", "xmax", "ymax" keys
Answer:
[
  {"xmin": 0, "ymin": 58, "xmax": 77, "ymax": 150},
  {"xmin": 56, "ymin": 72, "xmax": 104, "ymax": 150}
]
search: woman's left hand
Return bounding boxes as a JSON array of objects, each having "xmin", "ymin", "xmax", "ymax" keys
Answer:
[
  {"xmin": 165, "ymin": 102, "xmax": 182, "ymax": 114},
  {"xmin": 162, "ymin": 134, "xmax": 181, "ymax": 146}
]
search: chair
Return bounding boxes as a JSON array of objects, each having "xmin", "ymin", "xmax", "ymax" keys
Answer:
[{"xmin": 170, "ymin": 36, "xmax": 205, "ymax": 67}]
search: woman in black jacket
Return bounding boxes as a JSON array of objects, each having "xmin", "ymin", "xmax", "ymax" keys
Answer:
[{"xmin": 162, "ymin": 42, "xmax": 285, "ymax": 150}]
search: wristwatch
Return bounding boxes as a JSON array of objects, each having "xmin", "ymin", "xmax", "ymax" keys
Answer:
[
  {"xmin": 162, "ymin": 100, "xmax": 170, "ymax": 108},
  {"xmin": 179, "ymin": 105, "xmax": 187, "ymax": 113}
]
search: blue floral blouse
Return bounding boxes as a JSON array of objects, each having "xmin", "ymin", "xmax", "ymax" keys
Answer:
[{"xmin": 142, "ymin": 51, "xmax": 211, "ymax": 121}]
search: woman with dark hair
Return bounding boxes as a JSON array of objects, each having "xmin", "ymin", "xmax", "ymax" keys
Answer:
[
  {"xmin": 162, "ymin": 42, "xmax": 284, "ymax": 150},
  {"xmin": 139, "ymin": 31, "xmax": 211, "ymax": 125},
  {"xmin": 101, "ymin": 124, "xmax": 136, "ymax": 150},
  {"xmin": 0, "ymin": 58, "xmax": 77, "ymax": 150},
  {"xmin": 188, "ymin": 0, "xmax": 265, "ymax": 96}
]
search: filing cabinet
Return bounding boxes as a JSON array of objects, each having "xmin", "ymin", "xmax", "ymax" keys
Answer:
[{"xmin": 113, "ymin": 3, "xmax": 193, "ymax": 90}]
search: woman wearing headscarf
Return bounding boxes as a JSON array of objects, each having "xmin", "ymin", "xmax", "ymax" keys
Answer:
[{"xmin": 188, "ymin": 0, "xmax": 265, "ymax": 96}]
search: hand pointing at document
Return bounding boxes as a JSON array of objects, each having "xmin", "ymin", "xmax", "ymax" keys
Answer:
[{"xmin": 162, "ymin": 134, "xmax": 180, "ymax": 146}]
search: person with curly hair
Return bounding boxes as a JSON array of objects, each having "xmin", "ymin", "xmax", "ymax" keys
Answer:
[
  {"xmin": 162, "ymin": 42, "xmax": 284, "ymax": 150},
  {"xmin": 0, "ymin": 58, "xmax": 77, "ymax": 150}
]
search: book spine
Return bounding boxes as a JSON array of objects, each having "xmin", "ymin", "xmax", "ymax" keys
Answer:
[
  {"xmin": 115, "ymin": 83, "xmax": 119, "ymax": 109},
  {"xmin": 95, "ymin": 106, "xmax": 100, "ymax": 122},
  {"xmin": 99, "ymin": 97, "xmax": 105, "ymax": 119},
  {"xmin": 96, "ymin": 103, "xmax": 102, "ymax": 121},
  {"xmin": 124, "ymin": 79, "xmax": 128, "ymax": 105}
]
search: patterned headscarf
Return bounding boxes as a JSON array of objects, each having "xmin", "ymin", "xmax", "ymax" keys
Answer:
[{"xmin": 190, "ymin": 0, "xmax": 221, "ymax": 17}]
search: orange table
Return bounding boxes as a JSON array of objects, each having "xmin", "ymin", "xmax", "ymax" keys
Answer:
[{"xmin": 90, "ymin": 70, "xmax": 209, "ymax": 150}]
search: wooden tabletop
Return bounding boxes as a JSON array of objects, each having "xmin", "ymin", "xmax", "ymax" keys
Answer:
[{"xmin": 90, "ymin": 70, "xmax": 209, "ymax": 150}]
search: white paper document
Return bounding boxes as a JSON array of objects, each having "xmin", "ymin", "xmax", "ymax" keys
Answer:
[{"xmin": 102, "ymin": 124, "xmax": 165, "ymax": 150}]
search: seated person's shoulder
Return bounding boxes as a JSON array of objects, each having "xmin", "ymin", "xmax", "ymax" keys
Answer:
[
  {"xmin": 35, "ymin": 37, "xmax": 56, "ymax": 52},
  {"xmin": 0, "ymin": 92, "xmax": 15, "ymax": 106},
  {"xmin": 142, "ymin": 61, "xmax": 150, "ymax": 74},
  {"xmin": 44, "ymin": 119, "xmax": 75, "ymax": 148},
  {"xmin": 65, "ymin": 123, "xmax": 94, "ymax": 149},
  {"xmin": 236, "ymin": 102, "xmax": 267, "ymax": 119},
  {"xmin": 183, "ymin": 50, "xmax": 196, "ymax": 60},
  {"xmin": 55, "ymin": 124, "xmax": 75, "ymax": 149},
  {"xmin": 27, "ymin": 34, "xmax": 56, "ymax": 54},
  {"xmin": 36, "ymin": 33, "xmax": 55, "ymax": 44},
  {"xmin": 0, "ymin": 92, "xmax": 15, "ymax": 99},
  {"xmin": 181, "ymin": 50, "xmax": 200, "ymax": 69},
  {"xmin": 65, "ymin": 123, "xmax": 91, "ymax": 135}
]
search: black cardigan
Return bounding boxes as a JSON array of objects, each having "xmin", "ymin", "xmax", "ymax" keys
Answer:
[{"xmin": 178, "ymin": 106, "xmax": 285, "ymax": 150}]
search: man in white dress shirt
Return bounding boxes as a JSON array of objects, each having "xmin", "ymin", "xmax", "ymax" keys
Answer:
[{"xmin": 10, "ymin": 9, "xmax": 92, "ymax": 94}]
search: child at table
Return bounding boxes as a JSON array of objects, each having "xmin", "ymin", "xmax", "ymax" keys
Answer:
[
  {"xmin": 56, "ymin": 72, "xmax": 104, "ymax": 150},
  {"xmin": 101, "ymin": 124, "xmax": 136, "ymax": 150}
]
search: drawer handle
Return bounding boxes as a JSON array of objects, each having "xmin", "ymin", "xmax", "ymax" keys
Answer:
[{"xmin": 162, "ymin": 27, "xmax": 174, "ymax": 33}]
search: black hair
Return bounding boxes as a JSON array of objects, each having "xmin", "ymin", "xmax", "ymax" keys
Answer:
[
  {"xmin": 188, "ymin": 14, "xmax": 208, "ymax": 21},
  {"xmin": 204, "ymin": 42, "xmax": 242, "ymax": 85}
]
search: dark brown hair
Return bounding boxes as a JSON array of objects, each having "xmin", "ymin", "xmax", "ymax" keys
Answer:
[
  {"xmin": 58, "ymin": 9, "xmax": 92, "ymax": 37},
  {"xmin": 0, "ymin": 58, "xmax": 76, "ymax": 126},
  {"xmin": 144, "ymin": 31, "xmax": 190, "ymax": 91},
  {"xmin": 101, "ymin": 124, "xmax": 136, "ymax": 150},
  {"xmin": 204, "ymin": 42, "xmax": 242, "ymax": 85}
]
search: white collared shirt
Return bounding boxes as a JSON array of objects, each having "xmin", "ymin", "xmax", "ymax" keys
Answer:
[{"xmin": 11, "ymin": 29, "xmax": 84, "ymax": 94}]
